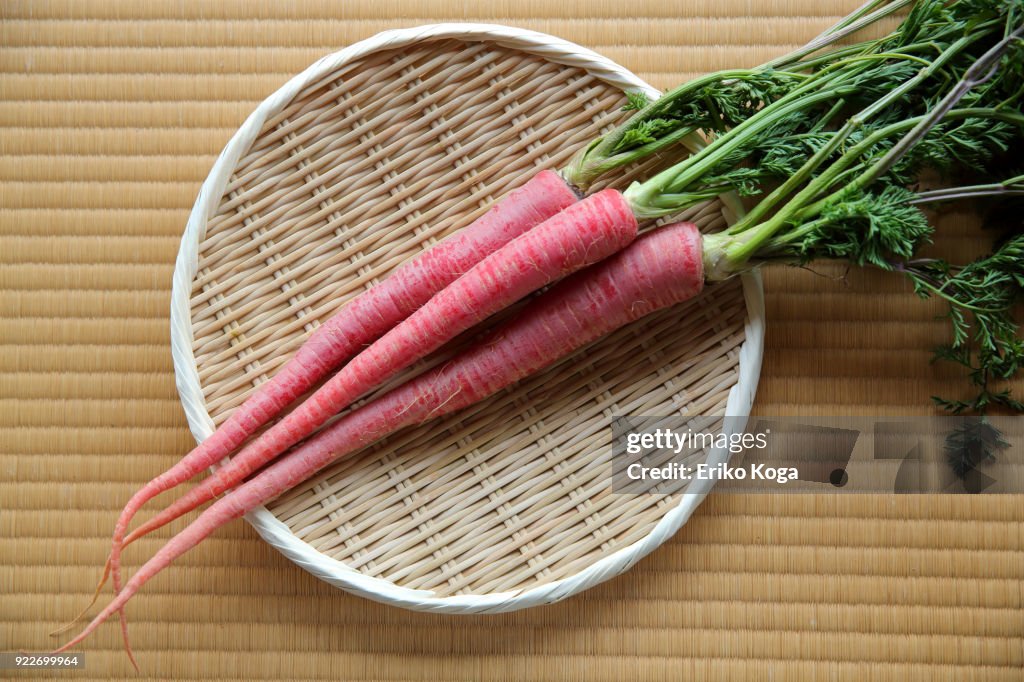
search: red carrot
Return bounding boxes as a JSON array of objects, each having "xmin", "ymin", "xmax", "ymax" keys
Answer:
[
  {"xmin": 56, "ymin": 222, "xmax": 704, "ymax": 654},
  {"xmin": 105, "ymin": 189, "xmax": 635, "ymax": 601},
  {"xmin": 115, "ymin": 169, "xmax": 575, "ymax": 534},
  {"xmin": 66, "ymin": 170, "xmax": 575, "ymax": 648},
  {"xmin": 116, "ymin": 188, "xmax": 637, "ymax": 555}
]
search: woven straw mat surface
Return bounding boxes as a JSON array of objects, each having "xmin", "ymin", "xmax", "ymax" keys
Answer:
[{"xmin": 2, "ymin": 1, "xmax": 1022, "ymax": 680}]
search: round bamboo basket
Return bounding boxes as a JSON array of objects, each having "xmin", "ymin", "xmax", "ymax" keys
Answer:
[{"xmin": 171, "ymin": 24, "xmax": 764, "ymax": 613}]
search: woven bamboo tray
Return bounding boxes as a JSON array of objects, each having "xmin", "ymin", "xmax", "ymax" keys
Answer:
[{"xmin": 171, "ymin": 24, "xmax": 764, "ymax": 612}]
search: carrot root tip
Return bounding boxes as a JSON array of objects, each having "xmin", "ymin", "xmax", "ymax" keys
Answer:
[{"xmin": 48, "ymin": 557, "xmax": 112, "ymax": 636}]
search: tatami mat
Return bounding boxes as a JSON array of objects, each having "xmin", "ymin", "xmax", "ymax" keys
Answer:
[{"xmin": 1, "ymin": 1, "xmax": 1021, "ymax": 679}]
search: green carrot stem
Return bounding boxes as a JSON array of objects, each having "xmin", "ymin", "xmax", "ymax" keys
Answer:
[
  {"xmin": 767, "ymin": 0, "xmax": 915, "ymax": 69},
  {"xmin": 909, "ymin": 177, "xmax": 1024, "ymax": 204},
  {"xmin": 723, "ymin": 107, "xmax": 1024, "ymax": 267},
  {"xmin": 628, "ymin": 26, "xmax": 987, "ymax": 220},
  {"xmin": 729, "ymin": 34, "xmax": 984, "ymax": 233},
  {"xmin": 622, "ymin": 83, "xmax": 863, "ymax": 217},
  {"xmin": 726, "ymin": 118, "xmax": 862, "ymax": 234},
  {"xmin": 562, "ymin": 0, "xmax": 910, "ymax": 188},
  {"xmin": 860, "ymin": 24, "xmax": 1024, "ymax": 186}
]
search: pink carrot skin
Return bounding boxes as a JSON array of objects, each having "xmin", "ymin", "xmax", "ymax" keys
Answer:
[
  {"xmin": 93, "ymin": 169, "xmax": 575, "ymax": 648},
  {"xmin": 118, "ymin": 189, "xmax": 637, "ymax": 550},
  {"xmin": 57, "ymin": 222, "xmax": 704, "ymax": 655},
  {"xmin": 107, "ymin": 169, "xmax": 575, "ymax": 551},
  {"xmin": 105, "ymin": 188, "xmax": 634, "ymax": 632}
]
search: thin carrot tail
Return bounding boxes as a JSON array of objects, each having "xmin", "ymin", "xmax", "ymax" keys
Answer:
[
  {"xmin": 48, "ymin": 555, "xmax": 112, "ymax": 636},
  {"xmin": 57, "ymin": 495, "xmax": 245, "ymax": 656},
  {"xmin": 97, "ymin": 357, "xmax": 340, "ymax": 659},
  {"xmin": 52, "ymin": 515, "xmax": 146, "ymax": 638},
  {"xmin": 109, "ymin": 545, "xmax": 134, "ymax": 670},
  {"xmin": 48, "ymin": 554, "xmax": 139, "ymax": 669},
  {"xmin": 117, "ymin": 613, "xmax": 138, "ymax": 672},
  {"xmin": 102, "ymin": 381, "xmax": 303, "ymax": 584},
  {"xmin": 54, "ymin": 578, "xmax": 141, "ymax": 657},
  {"xmin": 100, "ymin": 464, "xmax": 202, "ymax": 616}
]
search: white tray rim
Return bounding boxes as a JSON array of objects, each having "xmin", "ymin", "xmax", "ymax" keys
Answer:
[{"xmin": 169, "ymin": 22, "xmax": 765, "ymax": 613}]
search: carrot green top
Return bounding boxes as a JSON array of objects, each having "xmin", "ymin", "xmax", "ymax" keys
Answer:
[{"xmin": 605, "ymin": 0, "xmax": 1024, "ymax": 415}]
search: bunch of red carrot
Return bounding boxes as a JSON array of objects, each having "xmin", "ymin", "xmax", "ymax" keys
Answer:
[{"xmin": 58, "ymin": 166, "xmax": 712, "ymax": 661}]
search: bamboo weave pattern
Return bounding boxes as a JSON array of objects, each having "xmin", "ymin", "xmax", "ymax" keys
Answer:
[{"xmin": 191, "ymin": 38, "xmax": 748, "ymax": 596}]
